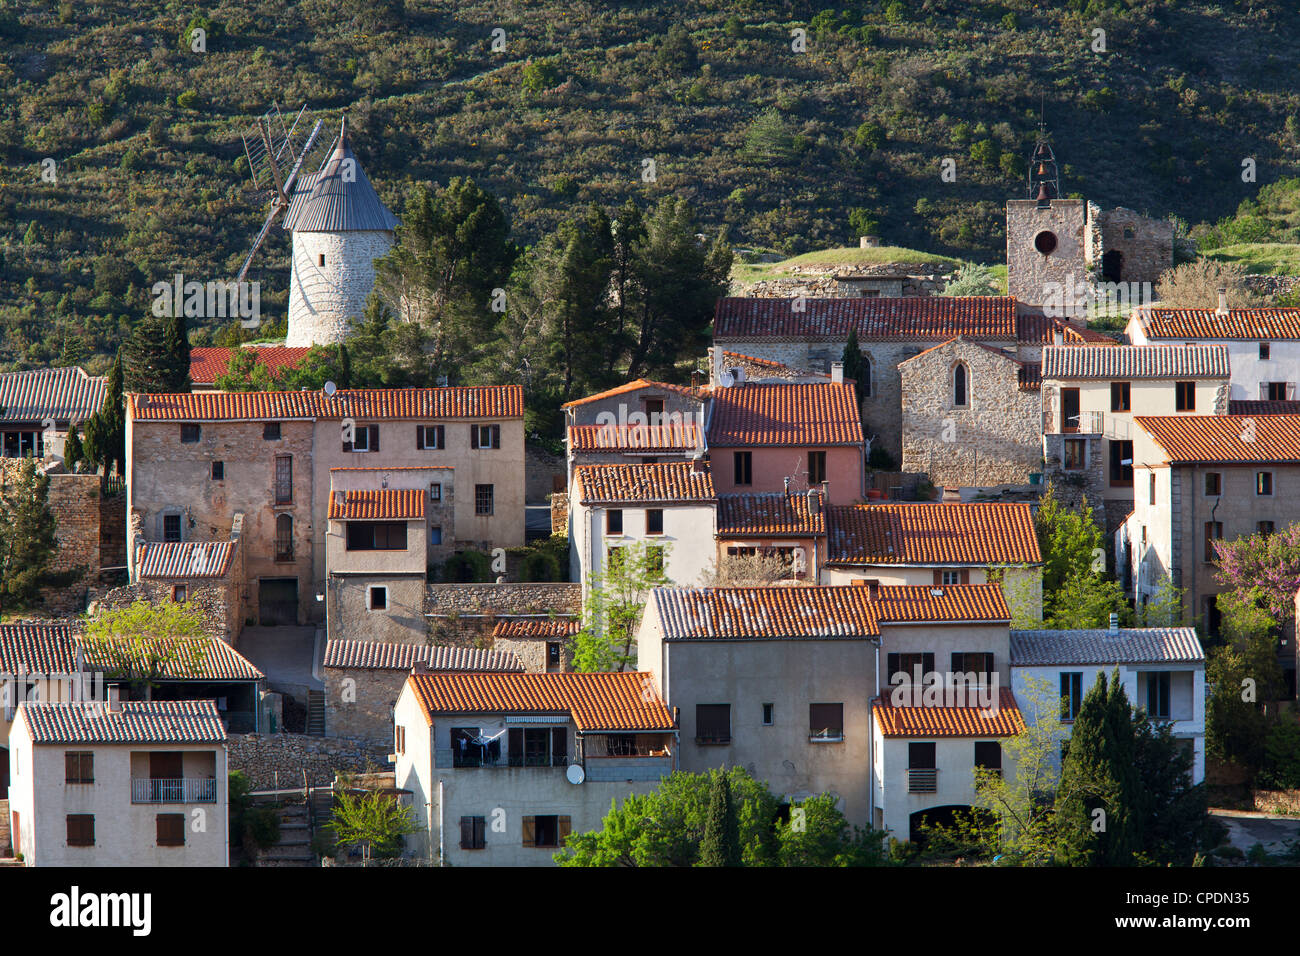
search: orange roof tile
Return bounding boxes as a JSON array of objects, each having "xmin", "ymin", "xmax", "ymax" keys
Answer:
[
  {"xmin": 708, "ymin": 382, "xmax": 863, "ymax": 446},
  {"xmin": 328, "ymin": 488, "xmax": 425, "ymax": 520},
  {"xmin": 561, "ymin": 379, "xmax": 707, "ymax": 408},
  {"xmin": 129, "ymin": 385, "xmax": 523, "ymax": 421},
  {"xmin": 491, "ymin": 619, "xmax": 580, "ymax": 639},
  {"xmin": 873, "ymin": 688, "xmax": 1025, "ymax": 737},
  {"xmin": 1138, "ymin": 307, "xmax": 1300, "ymax": 340},
  {"xmin": 189, "ymin": 346, "xmax": 312, "ymax": 386},
  {"xmin": 1135, "ymin": 415, "xmax": 1300, "ymax": 463},
  {"xmin": 714, "ymin": 296, "xmax": 1022, "ymax": 340},
  {"xmin": 405, "ymin": 671, "xmax": 674, "ymax": 732},
  {"xmin": 827, "ymin": 503, "xmax": 1041, "ymax": 566},
  {"xmin": 568, "ymin": 423, "xmax": 703, "ymax": 452},
  {"xmin": 574, "ymin": 461, "xmax": 716, "ymax": 503},
  {"xmin": 716, "ymin": 492, "xmax": 826, "ymax": 537},
  {"xmin": 871, "ymin": 584, "xmax": 1010, "ymax": 624}
]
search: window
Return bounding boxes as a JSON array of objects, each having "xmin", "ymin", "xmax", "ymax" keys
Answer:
[
  {"xmin": 936, "ymin": 569, "xmax": 969, "ymax": 586},
  {"xmin": 547, "ymin": 642, "xmax": 562, "ymax": 666},
  {"xmin": 275, "ymin": 514, "xmax": 293, "ymax": 561},
  {"xmin": 862, "ymin": 355, "xmax": 873, "ymax": 397},
  {"xmin": 180, "ymin": 424, "xmax": 201, "ymax": 443},
  {"xmin": 762, "ymin": 703, "xmax": 774, "ymax": 726},
  {"xmin": 1260, "ymin": 342, "xmax": 1271, "ymax": 360},
  {"xmin": 908, "ymin": 742, "xmax": 937, "ymax": 793},
  {"xmin": 471, "ymin": 424, "xmax": 501, "ymax": 449},
  {"xmin": 475, "ymin": 484, "xmax": 494, "ymax": 516},
  {"xmin": 318, "ymin": 253, "xmax": 325, "ymax": 267},
  {"xmin": 1147, "ymin": 672, "xmax": 1171, "ymax": 719},
  {"xmin": 429, "ymin": 482, "xmax": 442, "ymax": 502},
  {"xmin": 369, "ymin": 586, "xmax": 387, "ymax": 611},
  {"xmin": 1109, "ymin": 440, "xmax": 1133, "ymax": 486},
  {"xmin": 1063, "ymin": 438, "xmax": 1086, "ymax": 471},
  {"xmin": 1204, "ymin": 472, "xmax": 1221, "ymax": 496},
  {"xmin": 1033, "ymin": 231, "xmax": 1057, "ymax": 254},
  {"xmin": 887, "ymin": 652, "xmax": 935, "ymax": 683},
  {"xmin": 65, "ymin": 752, "xmax": 94, "ymax": 784},
  {"xmin": 1175, "ymin": 382, "xmax": 1195, "ymax": 411},
  {"xmin": 275, "ymin": 455, "xmax": 293, "ymax": 503},
  {"xmin": 508, "ymin": 726, "xmax": 567, "ymax": 768},
  {"xmin": 606, "ymin": 509, "xmax": 623, "ymax": 535},
  {"xmin": 734, "ymin": 451, "xmax": 753, "ymax": 486},
  {"xmin": 394, "ymin": 725, "xmax": 405, "ymax": 755},
  {"xmin": 344, "ymin": 424, "xmax": 379, "ymax": 453},
  {"xmin": 695, "ymin": 703, "xmax": 731, "ymax": 744},
  {"xmin": 606, "ymin": 546, "xmax": 624, "ymax": 571},
  {"xmin": 808, "ymin": 451, "xmax": 827, "ymax": 485},
  {"xmin": 951, "ymin": 652, "xmax": 995, "ymax": 678},
  {"xmin": 263, "ymin": 422, "xmax": 281, "ymax": 441},
  {"xmin": 1268, "ymin": 382, "xmax": 1290, "ymax": 401},
  {"xmin": 417, "ymin": 424, "xmax": 445, "ymax": 450},
  {"xmin": 1060, "ymin": 672, "xmax": 1083, "ymax": 721},
  {"xmin": 163, "ymin": 514, "xmax": 182, "ymax": 542},
  {"xmin": 522, "ymin": 815, "xmax": 569, "ymax": 848},
  {"xmin": 1060, "ymin": 387, "xmax": 1080, "ymax": 432},
  {"xmin": 1110, "ymin": 382, "xmax": 1131, "ymax": 412},
  {"xmin": 211, "ymin": 461, "xmax": 224, "ymax": 480},
  {"xmin": 1259, "ymin": 521, "xmax": 1276, "ymax": 536},
  {"xmin": 172, "ymin": 584, "xmax": 187, "ymax": 603},
  {"xmin": 1123, "ymin": 226, "xmax": 1135, "ymax": 239},
  {"xmin": 809, "ymin": 703, "xmax": 844, "ymax": 741},
  {"xmin": 646, "ymin": 545, "xmax": 665, "ymax": 573},
  {"xmin": 156, "ymin": 814, "xmax": 185, "ymax": 847},
  {"xmin": 646, "ymin": 509, "xmax": 664, "ymax": 535},
  {"xmin": 66, "ymin": 814, "xmax": 94, "ymax": 847},
  {"xmin": 1205, "ymin": 521, "xmax": 1224, "ymax": 563},
  {"xmin": 953, "ymin": 363, "xmax": 968, "ymax": 407},
  {"xmin": 643, "ymin": 398, "xmax": 664, "ymax": 424},
  {"xmin": 1257, "ymin": 472, "xmax": 1273, "ymax": 496},
  {"xmin": 346, "ymin": 521, "xmax": 408, "ymax": 551},
  {"xmin": 974, "ymin": 742, "xmax": 1002, "ymax": 775},
  {"xmin": 1149, "ymin": 472, "xmax": 1156, "ymax": 505},
  {"xmin": 460, "ymin": 816, "xmax": 486, "ymax": 850},
  {"xmin": 429, "ymin": 526, "xmax": 443, "ymax": 545}
]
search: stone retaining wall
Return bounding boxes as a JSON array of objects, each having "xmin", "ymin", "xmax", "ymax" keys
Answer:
[{"xmin": 227, "ymin": 732, "xmax": 390, "ymax": 791}]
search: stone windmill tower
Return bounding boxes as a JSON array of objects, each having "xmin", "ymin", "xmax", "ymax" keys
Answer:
[{"xmin": 282, "ymin": 115, "xmax": 399, "ymax": 346}]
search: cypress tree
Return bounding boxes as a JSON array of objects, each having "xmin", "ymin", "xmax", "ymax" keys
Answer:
[
  {"xmin": 84, "ymin": 351, "xmax": 126, "ymax": 476},
  {"xmin": 841, "ymin": 326, "xmax": 867, "ymax": 405},
  {"xmin": 0, "ymin": 458, "xmax": 59, "ymax": 614},
  {"xmin": 123, "ymin": 310, "xmax": 190, "ymax": 393},
  {"xmin": 699, "ymin": 770, "xmax": 742, "ymax": 866},
  {"xmin": 63, "ymin": 426, "xmax": 84, "ymax": 473}
]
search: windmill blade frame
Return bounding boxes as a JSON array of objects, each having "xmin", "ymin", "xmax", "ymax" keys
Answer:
[{"xmin": 235, "ymin": 115, "xmax": 326, "ymax": 283}]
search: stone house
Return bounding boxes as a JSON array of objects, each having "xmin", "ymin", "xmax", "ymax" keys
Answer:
[
  {"xmin": 1126, "ymin": 302, "xmax": 1300, "ymax": 404},
  {"xmin": 569, "ymin": 461, "xmax": 717, "ymax": 590},
  {"xmin": 712, "ymin": 296, "xmax": 1108, "ymax": 464},
  {"xmin": 8, "ymin": 696, "xmax": 229, "ymax": 867},
  {"xmin": 392, "ymin": 670, "xmax": 676, "ymax": 866},
  {"xmin": 1010, "ymin": 625, "xmax": 1206, "ymax": 783},
  {"xmin": 126, "ymin": 385, "xmax": 525, "ymax": 630},
  {"xmin": 715, "ymin": 491, "xmax": 826, "ymax": 582},
  {"xmin": 321, "ymin": 640, "xmax": 522, "ymax": 743},
  {"xmin": 1040, "ymin": 344, "xmax": 1229, "ymax": 533},
  {"xmin": 0, "ymin": 366, "xmax": 104, "ymax": 460},
  {"xmin": 490, "ymin": 619, "xmax": 579, "ymax": 674},
  {"xmin": 130, "ymin": 540, "xmax": 246, "ymax": 643},
  {"xmin": 562, "ymin": 378, "xmax": 709, "ymax": 480},
  {"xmin": 898, "ymin": 337, "xmax": 1042, "ymax": 487}
]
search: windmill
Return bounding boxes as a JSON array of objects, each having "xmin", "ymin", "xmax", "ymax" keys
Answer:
[{"xmin": 234, "ymin": 104, "xmax": 328, "ymax": 283}]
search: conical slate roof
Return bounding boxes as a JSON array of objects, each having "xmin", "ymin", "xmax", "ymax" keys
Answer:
[{"xmin": 282, "ymin": 115, "xmax": 399, "ymax": 233}]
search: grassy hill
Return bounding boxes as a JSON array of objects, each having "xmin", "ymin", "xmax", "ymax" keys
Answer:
[{"xmin": 3, "ymin": 0, "xmax": 1300, "ymax": 370}]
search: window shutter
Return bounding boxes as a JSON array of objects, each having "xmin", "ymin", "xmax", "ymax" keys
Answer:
[
  {"xmin": 416, "ymin": 425, "xmax": 425, "ymax": 448},
  {"xmin": 474, "ymin": 816, "xmax": 486, "ymax": 848},
  {"xmin": 342, "ymin": 435, "xmax": 352, "ymax": 453},
  {"xmin": 1290, "ymin": 383, "xmax": 1297, "ymax": 400},
  {"xmin": 471, "ymin": 425, "xmax": 479, "ymax": 449},
  {"xmin": 933, "ymin": 570, "xmax": 942, "ymax": 585},
  {"xmin": 521, "ymin": 816, "xmax": 535, "ymax": 846},
  {"xmin": 65, "ymin": 752, "xmax": 76, "ymax": 782},
  {"xmin": 508, "ymin": 727, "xmax": 523, "ymax": 763},
  {"xmin": 887, "ymin": 653, "xmax": 899, "ymax": 680},
  {"xmin": 558, "ymin": 816, "xmax": 571, "ymax": 843},
  {"xmin": 436, "ymin": 425, "xmax": 445, "ymax": 449},
  {"xmin": 552, "ymin": 727, "xmax": 568, "ymax": 762},
  {"xmin": 459, "ymin": 816, "xmax": 474, "ymax": 850},
  {"xmin": 959, "ymin": 569, "xmax": 970, "ymax": 584},
  {"xmin": 1260, "ymin": 382, "xmax": 1269, "ymax": 400},
  {"xmin": 369, "ymin": 424, "xmax": 380, "ymax": 452},
  {"xmin": 491, "ymin": 424, "xmax": 500, "ymax": 448},
  {"xmin": 922, "ymin": 653, "xmax": 935, "ymax": 675}
]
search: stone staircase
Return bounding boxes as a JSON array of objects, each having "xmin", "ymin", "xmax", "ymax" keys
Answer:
[
  {"xmin": 251, "ymin": 803, "xmax": 315, "ymax": 867},
  {"xmin": 306, "ymin": 690, "xmax": 325, "ymax": 736}
]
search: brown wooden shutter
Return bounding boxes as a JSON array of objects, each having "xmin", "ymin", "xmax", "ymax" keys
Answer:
[
  {"xmin": 436, "ymin": 425, "xmax": 444, "ymax": 448},
  {"xmin": 369, "ymin": 424, "xmax": 380, "ymax": 451},
  {"xmin": 960, "ymin": 569, "xmax": 970, "ymax": 584},
  {"xmin": 459, "ymin": 816, "xmax": 474, "ymax": 850},
  {"xmin": 933, "ymin": 570, "xmax": 942, "ymax": 585},
  {"xmin": 65, "ymin": 752, "xmax": 76, "ymax": 783},
  {"xmin": 558, "ymin": 816, "xmax": 571, "ymax": 843},
  {"xmin": 416, "ymin": 425, "xmax": 424, "ymax": 448},
  {"xmin": 552, "ymin": 727, "xmax": 568, "ymax": 763},
  {"xmin": 491, "ymin": 424, "xmax": 500, "ymax": 448},
  {"xmin": 470, "ymin": 425, "xmax": 480, "ymax": 449},
  {"xmin": 521, "ymin": 816, "xmax": 535, "ymax": 846}
]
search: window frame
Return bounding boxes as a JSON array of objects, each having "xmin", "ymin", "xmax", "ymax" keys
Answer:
[
  {"xmin": 1175, "ymin": 381, "xmax": 1195, "ymax": 412},
  {"xmin": 64, "ymin": 751, "xmax": 94, "ymax": 785},
  {"xmin": 645, "ymin": 508, "xmax": 664, "ymax": 536},
  {"xmin": 156, "ymin": 813, "xmax": 185, "ymax": 848},
  {"xmin": 606, "ymin": 509, "xmax": 623, "ymax": 536},
  {"xmin": 211, "ymin": 461, "xmax": 224, "ymax": 481},
  {"xmin": 953, "ymin": 363, "xmax": 969, "ymax": 408},
  {"xmin": 368, "ymin": 586, "xmax": 388, "ymax": 611},
  {"xmin": 180, "ymin": 423, "xmax": 201, "ymax": 444},
  {"xmin": 475, "ymin": 484, "xmax": 495, "ymax": 516},
  {"xmin": 733, "ymin": 450, "xmax": 753, "ymax": 487},
  {"xmin": 1257, "ymin": 471, "xmax": 1274, "ymax": 496},
  {"xmin": 1110, "ymin": 381, "xmax": 1131, "ymax": 412},
  {"xmin": 66, "ymin": 814, "xmax": 94, "ymax": 847},
  {"xmin": 1060, "ymin": 672, "xmax": 1083, "ymax": 722},
  {"xmin": 808, "ymin": 450, "xmax": 827, "ymax": 486},
  {"xmin": 1204, "ymin": 472, "xmax": 1221, "ymax": 497},
  {"xmin": 695, "ymin": 703, "xmax": 731, "ymax": 745},
  {"xmin": 263, "ymin": 422, "xmax": 281, "ymax": 441},
  {"xmin": 808, "ymin": 702, "xmax": 844, "ymax": 742}
]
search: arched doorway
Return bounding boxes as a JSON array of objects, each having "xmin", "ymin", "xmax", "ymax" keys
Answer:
[
  {"xmin": 908, "ymin": 805, "xmax": 992, "ymax": 845},
  {"xmin": 1101, "ymin": 249, "xmax": 1124, "ymax": 282}
]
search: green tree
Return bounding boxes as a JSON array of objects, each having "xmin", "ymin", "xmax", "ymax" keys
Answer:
[
  {"xmin": 327, "ymin": 780, "xmax": 421, "ymax": 865},
  {"xmin": 123, "ymin": 311, "xmax": 190, "ymax": 393},
  {"xmin": 656, "ymin": 24, "xmax": 698, "ymax": 73},
  {"xmin": 1044, "ymin": 570, "xmax": 1127, "ymax": 629},
  {"xmin": 83, "ymin": 351, "xmax": 125, "ymax": 475},
  {"xmin": 62, "ymin": 426, "xmax": 84, "ymax": 473},
  {"xmin": 840, "ymin": 327, "xmax": 867, "ymax": 407},
  {"xmin": 941, "ymin": 262, "xmax": 998, "ymax": 296},
  {"xmin": 1132, "ymin": 710, "xmax": 1212, "ymax": 864},
  {"xmin": 1035, "ymin": 483, "xmax": 1105, "ymax": 596},
  {"xmin": 0, "ymin": 458, "xmax": 60, "ymax": 614},
  {"xmin": 520, "ymin": 58, "xmax": 562, "ymax": 103},
  {"xmin": 1205, "ymin": 606, "xmax": 1283, "ymax": 778},
  {"xmin": 776, "ymin": 794, "xmax": 888, "ymax": 866},
  {"xmin": 1134, "ymin": 574, "xmax": 1186, "ymax": 627},
  {"xmin": 699, "ymin": 771, "xmax": 742, "ymax": 866},
  {"xmin": 572, "ymin": 540, "xmax": 670, "ymax": 672},
  {"xmin": 81, "ymin": 599, "xmax": 209, "ymax": 698}
]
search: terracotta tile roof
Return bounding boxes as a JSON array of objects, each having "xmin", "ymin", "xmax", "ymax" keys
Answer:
[
  {"xmin": 1138, "ymin": 307, "xmax": 1300, "ymax": 340},
  {"xmin": 1229, "ymin": 400, "xmax": 1300, "ymax": 415},
  {"xmin": 827, "ymin": 503, "xmax": 1041, "ymax": 566},
  {"xmin": 136, "ymin": 541, "xmax": 236, "ymax": 579},
  {"xmin": 1016, "ymin": 314, "xmax": 1119, "ymax": 345},
  {"xmin": 650, "ymin": 583, "xmax": 1009, "ymax": 640},
  {"xmin": 573, "ymin": 461, "xmax": 716, "ymax": 503},
  {"xmin": 18, "ymin": 699, "xmax": 228, "ymax": 744},
  {"xmin": 328, "ymin": 488, "xmax": 425, "ymax": 520},
  {"xmin": 716, "ymin": 493, "xmax": 826, "ymax": 537},
  {"xmin": 189, "ymin": 346, "xmax": 312, "ymax": 386},
  {"xmin": 324, "ymin": 639, "xmax": 523, "ymax": 672},
  {"xmin": 719, "ymin": 351, "xmax": 830, "ymax": 382},
  {"xmin": 405, "ymin": 671, "xmax": 675, "ymax": 732},
  {"xmin": 1135, "ymin": 415, "xmax": 1300, "ymax": 463},
  {"xmin": 568, "ymin": 423, "xmax": 704, "ymax": 452},
  {"xmin": 873, "ymin": 688, "xmax": 1025, "ymax": 737},
  {"xmin": 713, "ymin": 296, "xmax": 1022, "ymax": 341},
  {"xmin": 81, "ymin": 635, "xmax": 263, "ymax": 682},
  {"xmin": 1010, "ymin": 628, "xmax": 1204, "ymax": 666},
  {"xmin": 1042, "ymin": 345, "xmax": 1229, "ymax": 379},
  {"xmin": 0, "ymin": 623, "xmax": 79, "ymax": 674},
  {"xmin": 491, "ymin": 620, "xmax": 581, "ymax": 639},
  {"xmin": 708, "ymin": 382, "xmax": 863, "ymax": 446},
  {"xmin": 1018, "ymin": 363, "xmax": 1042, "ymax": 391},
  {"xmin": 0, "ymin": 367, "xmax": 105, "ymax": 423},
  {"xmin": 128, "ymin": 385, "xmax": 523, "ymax": 421},
  {"xmin": 561, "ymin": 379, "xmax": 707, "ymax": 409}
]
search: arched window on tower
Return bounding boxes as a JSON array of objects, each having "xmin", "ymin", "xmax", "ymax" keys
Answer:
[{"xmin": 953, "ymin": 363, "xmax": 969, "ymax": 408}]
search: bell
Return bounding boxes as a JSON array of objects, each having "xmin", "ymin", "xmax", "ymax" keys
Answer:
[
  {"xmin": 1037, "ymin": 162, "xmax": 1048, "ymax": 176},
  {"xmin": 1036, "ymin": 182, "xmax": 1053, "ymax": 202}
]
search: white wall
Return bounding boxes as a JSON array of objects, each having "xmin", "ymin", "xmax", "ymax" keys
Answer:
[{"xmin": 570, "ymin": 498, "xmax": 716, "ymax": 590}]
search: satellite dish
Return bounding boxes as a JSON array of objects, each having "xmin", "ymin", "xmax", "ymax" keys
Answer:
[
  {"xmin": 720, "ymin": 369, "xmax": 736, "ymax": 387},
  {"xmin": 323, "ymin": 380, "xmax": 337, "ymax": 396},
  {"xmin": 566, "ymin": 764, "xmax": 585, "ymax": 785}
]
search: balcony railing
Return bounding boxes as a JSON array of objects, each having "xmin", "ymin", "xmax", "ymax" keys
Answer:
[
  {"xmin": 908, "ymin": 768, "xmax": 938, "ymax": 794},
  {"xmin": 131, "ymin": 777, "xmax": 218, "ymax": 803},
  {"xmin": 434, "ymin": 749, "xmax": 568, "ymax": 770}
]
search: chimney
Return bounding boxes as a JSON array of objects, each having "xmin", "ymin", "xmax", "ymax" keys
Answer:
[
  {"xmin": 866, "ymin": 580, "xmax": 880, "ymax": 600},
  {"xmin": 806, "ymin": 487, "xmax": 821, "ymax": 515},
  {"xmin": 690, "ymin": 370, "xmax": 701, "ymax": 388},
  {"xmin": 1107, "ymin": 612, "xmax": 1119, "ymax": 636},
  {"xmin": 1052, "ymin": 328, "xmax": 1064, "ymax": 346},
  {"xmin": 1216, "ymin": 287, "xmax": 1228, "ymax": 316},
  {"xmin": 411, "ymin": 659, "xmax": 430, "ymax": 675},
  {"xmin": 107, "ymin": 685, "xmax": 122, "ymax": 713},
  {"xmin": 831, "ymin": 362, "xmax": 844, "ymax": 384}
]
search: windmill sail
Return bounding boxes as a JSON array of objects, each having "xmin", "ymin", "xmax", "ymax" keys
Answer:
[{"xmin": 235, "ymin": 115, "xmax": 325, "ymax": 282}]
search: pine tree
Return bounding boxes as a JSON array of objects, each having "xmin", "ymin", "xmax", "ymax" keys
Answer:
[
  {"xmin": 166, "ymin": 311, "xmax": 192, "ymax": 391},
  {"xmin": 0, "ymin": 458, "xmax": 59, "ymax": 614},
  {"xmin": 699, "ymin": 771, "xmax": 742, "ymax": 866},
  {"xmin": 84, "ymin": 351, "xmax": 126, "ymax": 475},
  {"xmin": 123, "ymin": 311, "xmax": 190, "ymax": 393},
  {"xmin": 62, "ymin": 426, "xmax": 84, "ymax": 473}
]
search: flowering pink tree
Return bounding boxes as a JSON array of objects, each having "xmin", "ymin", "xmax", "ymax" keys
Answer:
[{"xmin": 1213, "ymin": 523, "xmax": 1300, "ymax": 624}]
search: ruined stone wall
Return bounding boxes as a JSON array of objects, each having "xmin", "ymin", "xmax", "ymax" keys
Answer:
[
  {"xmin": 526, "ymin": 443, "xmax": 565, "ymax": 503},
  {"xmin": 1091, "ymin": 206, "xmax": 1174, "ymax": 290},
  {"xmin": 424, "ymin": 582, "xmax": 582, "ymax": 647},
  {"xmin": 323, "ymin": 667, "xmax": 406, "ymax": 744},
  {"xmin": 900, "ymin": 339, "xmax": 1041, "ymax": 487},
  {"xmin": 227, "ymin": 731, "xmax": 390, "ymax": 790},
  {"xmin": 90, "ymin": 579, "xmax": 244, "ymax": 645}
]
